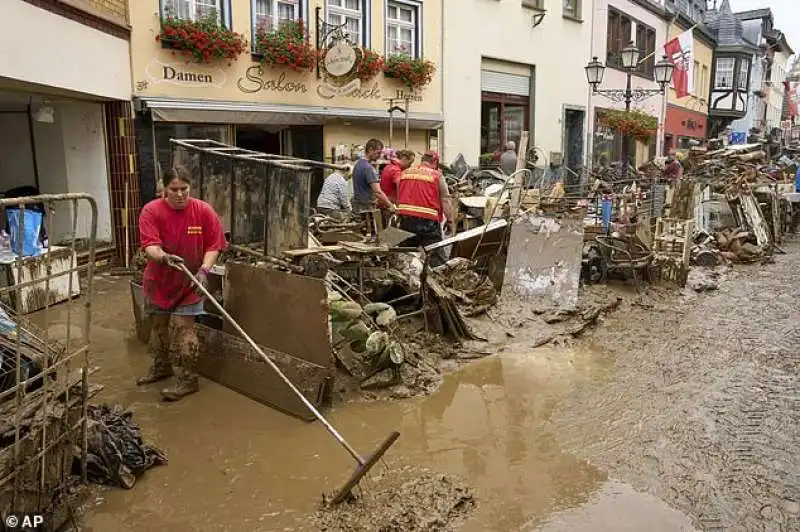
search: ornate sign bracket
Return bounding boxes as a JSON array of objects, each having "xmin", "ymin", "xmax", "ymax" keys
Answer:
[{"xmin": 314, "ymin": 7, "xmax": 356, "ymax": 79}]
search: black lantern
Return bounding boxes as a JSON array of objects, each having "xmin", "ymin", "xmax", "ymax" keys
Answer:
[
  {"xmin": 585, "ymin": 56, "xmax": 605, "ymax": 89},
  {"xmin": 654, "ymin": 54, "xmax": 676, "ymax": 88}
]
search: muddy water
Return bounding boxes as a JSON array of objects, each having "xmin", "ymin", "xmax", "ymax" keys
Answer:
[{"xmin": 34, "ymin": 275, "xmax": 696, "ymax": 531}]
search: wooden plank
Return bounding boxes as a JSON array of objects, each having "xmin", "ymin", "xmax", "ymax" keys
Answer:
[
  {"xmin": 231, "ymin": 161, "xmax": 267, "ymax": 245},
  {"xmin": 224, "ymin": 262, "xmax": 332, "ymax": 367},
  {"xmin": 265, "ymin": 166, "xmax": 310, "ymax": 256},
  {"xmin": 281, "ymin": 246, "xmax": 343, "ymax": 257},
  {"xmin": 196, "ymin": 325, "xmax": 330, "ymax": 421}
]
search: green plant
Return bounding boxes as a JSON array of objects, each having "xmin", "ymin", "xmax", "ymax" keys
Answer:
[
  {"xmin": 253, "ymin": 19, "xmax": 318, "ymax": 72},
  {"xmin": 383, "ymin": 54, "xmax": 435, "ymax": 90},
  {"xmin": 156, "ymin": 10, "xmax": 247, "ymax": 64},
  {"xmin": 356, "ymin": 49, "xmax": 384, "ymax": 82},
  {"xmin": 599, "ymin": 109, "xmax": 658, "ymax": 142}
]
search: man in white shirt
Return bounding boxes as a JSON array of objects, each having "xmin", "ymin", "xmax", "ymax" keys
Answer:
[{"xmin": 316, "ymin": 167, "xmax": 352, "ymax": 220}]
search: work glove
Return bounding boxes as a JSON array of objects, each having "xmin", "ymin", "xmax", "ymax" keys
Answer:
[
  {"xmin": 194, "ymin": 266, "xmax": 211, "ymax": 296},
  {"xmin": 162, "ymin": 253, "xmax": 184, "ymax": 269},
  {"xmin": 388, "ymin": 203, "xmax": 397, "ymax": 213}
]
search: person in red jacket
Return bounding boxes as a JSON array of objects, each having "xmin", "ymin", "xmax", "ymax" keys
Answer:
[
  {"xmin": 379, "ymin": 149, "xmax": 415, "ymax": 204},
  {"xmin": 396, "ymin": 151, "xmax": 456, "ymax": 265},
  {"xmin": 137, "ymin": 166, "xmax": 227, "ymax": 401}
]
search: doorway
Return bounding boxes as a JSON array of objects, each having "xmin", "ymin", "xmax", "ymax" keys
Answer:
[
  {"xmin": 236, "ymin": 125, "xmax": 281, "ymax": 154},
  {"xmin": 564, "ymin": 108, "xmax": 585, "ymax": 178},
  {"xmin": 289, "ymin": 125, "xmax": 325, "ymax": 206}
]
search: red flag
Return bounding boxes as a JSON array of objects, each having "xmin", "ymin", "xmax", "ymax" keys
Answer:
[{"xmin": 663, "ymin": 30, "xmax": 694, "ymax": 98}]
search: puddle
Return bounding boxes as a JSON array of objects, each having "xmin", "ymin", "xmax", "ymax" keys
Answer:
[{"xmin": 33, "ymin": 277, "xmax": 694, "ymax": 530}]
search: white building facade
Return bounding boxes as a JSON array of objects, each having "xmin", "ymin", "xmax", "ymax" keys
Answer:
[
  {"xmin": 588, "ymin": 0, "xmax": 669, "ymax": 168},
  {"xmin": 441, "ymin": 0, "xmax": 592, "ymax": 175},
  {"xmin": 0, "ymin": 0, "xmax": 133, "ymax": 252}
]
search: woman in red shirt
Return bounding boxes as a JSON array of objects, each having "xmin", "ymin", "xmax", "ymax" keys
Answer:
[{"xmin": 137, "ymin": 166, "xmax": 227, "ymax": 401}]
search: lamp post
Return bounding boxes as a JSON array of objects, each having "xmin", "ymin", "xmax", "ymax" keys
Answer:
[{"xmin": 585, "ymin": 42, "xmax": 675, "ymax": 176}]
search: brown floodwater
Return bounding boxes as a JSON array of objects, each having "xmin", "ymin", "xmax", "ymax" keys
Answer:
[{"xmin": 40, "ymin": 275, "xmax": 695, "ymax": 531}]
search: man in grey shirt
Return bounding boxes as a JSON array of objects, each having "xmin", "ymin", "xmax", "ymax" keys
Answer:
[
  {"xmin": 351, "ymin": 138, "xmax": 393, "ymax": 213},
  {"xmin": 500, "ymin": 141, "xmax": 518, "ymax": 175},
  {"xmin": 316, "ymin": 166, "xmax": 352, "ymax": 220}
]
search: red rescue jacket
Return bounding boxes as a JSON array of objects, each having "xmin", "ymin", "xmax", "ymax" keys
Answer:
[{"xmin": 397, "ymin": 165, "xmax": 442, "ymax": 221}]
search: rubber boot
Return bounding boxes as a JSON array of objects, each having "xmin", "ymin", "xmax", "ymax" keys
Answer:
[
  {"xmin": 161, "ymin": 322, "xmax": 200, "ymax": 402},
  {"xmin": 160, "ymin": 366, "xmax": 199, "ymax": 402},
  {"xmin": 136, "ymin": 317, "xmax": 173, "ymax": 385}
]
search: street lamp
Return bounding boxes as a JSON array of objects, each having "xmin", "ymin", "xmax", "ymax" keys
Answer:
[{"xmin": 585, "ymin": 42, "xmax": 675, "ymax": 174}]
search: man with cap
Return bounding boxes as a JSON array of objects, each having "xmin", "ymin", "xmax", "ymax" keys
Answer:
[{"xmin": 396, "ymin": 150, "xmax": 456, "ymax": 265}]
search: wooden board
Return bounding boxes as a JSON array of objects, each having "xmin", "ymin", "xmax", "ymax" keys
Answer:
[
  {"xmin": 200, "ymin": 153, "xmax": 233, "ymax": 233},
  {"xmin": 196, "ymin": 324, "xmax": 331, "ymax": 421},
  {"xmin": 224, "ymin": 262, "xmax": 332, "ymax": 367},
  {"xmin": 265, "ymin": 166, "xmax": 310, "ymax": 256},
  {"xmin": 231, "ymin": 161, "xmax": 267, "ymax": 245}
]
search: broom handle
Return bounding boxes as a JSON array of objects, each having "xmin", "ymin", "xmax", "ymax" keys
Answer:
[{"xmin": 178, "ymin": 263, "xmax": 366, "ymax": 465}]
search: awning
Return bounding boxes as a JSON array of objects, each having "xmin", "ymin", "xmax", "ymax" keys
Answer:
[{"xmin": 138, "ymin": 96, "xmax": 444, "ymax": 129}]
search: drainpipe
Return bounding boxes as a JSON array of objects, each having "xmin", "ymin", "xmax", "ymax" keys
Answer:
[
  {"xmin": 440, "ymin": 0, "xmax": 445, "ymax": 159},
  {"xmin": 585, "ymin": 0, "xmax": 597, "ymax": 171}
]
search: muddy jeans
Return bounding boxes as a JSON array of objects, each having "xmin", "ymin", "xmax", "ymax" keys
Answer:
[
  {"xmin": 146, "ymin": 300, "xmax": 201, "ymax": 375},
  {"xmin": 398, "ymin": 216, "xmax": 446, "ymax": 266}
]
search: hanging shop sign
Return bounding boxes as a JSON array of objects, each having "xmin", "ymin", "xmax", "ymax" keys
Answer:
[
  {"xmin": 141, "ymin": 59, "xmax": 227, "ymax": 91},
  {"xmin": 317, "ymin": 29, "xmax": 363, "ymax": 99}
]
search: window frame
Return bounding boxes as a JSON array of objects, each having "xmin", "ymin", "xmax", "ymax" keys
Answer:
[
  {"xmin": 251, "ymin": 0, "xmax": 305, "ymax": 35},
  {"xmin": 737, "ymin": 57, "xmax": 750, "ymax": 91},
  {"xmin": 160, "ymin": 0, "xmax": 231, "ymax": 28},
  {"xmin": 325, "ymin": 0, "xmax": 370, "ymax": 48},
  {"xmin": 480, "ymin": 92, "xmax": 531, "ymax": 155},
  {"xmin": 385, "ymin": 0, "xmax": 423, "ymax": 59},
  {"xmin": 606, "ymin": 7, "xmax": 655, "ymax": 78},
  {"xmin": 563, "ymin": 0, "xmax": 582, "ymax": 20},
  {"xmin": 714, "ymin": 57, "xmax": 735, "ymax": 89}
]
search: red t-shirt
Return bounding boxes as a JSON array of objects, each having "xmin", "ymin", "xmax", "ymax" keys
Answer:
[
  {"xmin": 380, "ymin": 160, "xmax": 403, "ymax": 203},
  {"xmin": 139, "ymin": 197, "xmax": 227, "ymax": 310}
]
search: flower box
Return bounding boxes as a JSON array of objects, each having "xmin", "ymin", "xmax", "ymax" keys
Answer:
[
  {"xmin": 253, "ymin": 19, "xmax": 318, "ymax": 72},
  {"xmin": 383, "ymin": 54, "xmax": 436, "ymax": 90},
  {"xmin": 356, "ymin": 49, "xmax": 384, "ymax": 82},
  {"xmin": 156, "ymin": 11, "xmax": 247, "ymax": 65},
  {"xmin": 598, "ymin": 109, "xmax": 658, "ymax": 142}
]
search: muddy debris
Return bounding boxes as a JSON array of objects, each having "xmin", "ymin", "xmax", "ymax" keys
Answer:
[
  {"xmin": 686, "ymin": 267, "xmax": 722, "ymax": 292},
  {"xmin": 314, "ymin": 468, "xmax": 477, "ymax": 531}
]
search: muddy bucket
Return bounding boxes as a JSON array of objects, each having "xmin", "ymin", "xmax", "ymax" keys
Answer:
[{"xmin": 130, "ymin": 280, "xmax": 151, "ymax": 344}]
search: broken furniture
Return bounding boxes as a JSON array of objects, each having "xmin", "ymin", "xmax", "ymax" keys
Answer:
[{"xmin": 0, "ymin": 246, "xmax": 80, "ymax": 315}]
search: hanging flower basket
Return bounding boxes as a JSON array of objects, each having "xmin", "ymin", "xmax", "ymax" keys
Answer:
[
  {"xmin": 355, "ymin": 49, "xmax": 384, "ymax": 82},
  {"xmin": 156, "ymin": 11, "xmax": 247, "ymax": 65},
  {"xmin": 383, "ymin": 54, "xmax": 436, "ymax": 90},
  {"xmin": 598, "ymin": 109, "xmax": 658, "ymax": 142},
  {"xmin": 253, "ymin": 19, "xmax": 318, "ymax": 72}
]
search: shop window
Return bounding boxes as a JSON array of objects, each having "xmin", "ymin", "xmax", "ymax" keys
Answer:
[
  {"xmin": 480, "ymin": 93, "xmax": 530, "ymax": 156},
  {"xmin": 714, "ymin": 57, "xmax": 735, "ymax": 89},
  {"xmin": 386, "ymin": 1, "xmax": 421, "ymax": 58},
  {"xmin": 737, "ymin": 58, "xmax": 750, "ymax": 90},
  {"xmin": 563, "ymin": 0, "xmax": 581, "ymax": 19},
  {"xmin": 326, "ymin": 0, "xmax": 367, "ymax": 46},
  {"xmin": 161, "ymin": 0, "xmax": 228, "ymax": 25},
  {"xmin": 253, "ymin": 0, "xmax": 302, "ymax": 32}
]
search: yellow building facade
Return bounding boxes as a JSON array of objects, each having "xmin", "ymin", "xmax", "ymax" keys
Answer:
[
  {"xmin": 663, "ymin": 17, "xmax": 715, "ymax": 152},
  {"xmin": 130, "ymin": 0, "xmax": 443, "ymax": 201}
]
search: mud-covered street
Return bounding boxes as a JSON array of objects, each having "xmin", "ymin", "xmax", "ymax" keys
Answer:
[
  {"xmin": 68, "ymin": 244, "xmax": 798, "ymax": 531},
  {"xmin": 554, "ymin": 244, "xmax": 800, "ymax": 531}
]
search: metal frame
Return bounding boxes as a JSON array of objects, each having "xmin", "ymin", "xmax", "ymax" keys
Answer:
[{"xmin": 0, "ymin": 193, "xmax": 97, "ymax": 522}]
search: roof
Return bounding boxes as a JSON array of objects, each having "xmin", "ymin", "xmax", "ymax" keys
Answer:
[
  {"xmin": 735, "ymin": 8, "xmax": 772, "ymax": 23},
  {"xmin": 705, "ymin": 0, "xmax": 759, "ymax": 53},
  {"xmin": 767, "ymin": 29, "xmax": 794, "ymax": 56}
]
